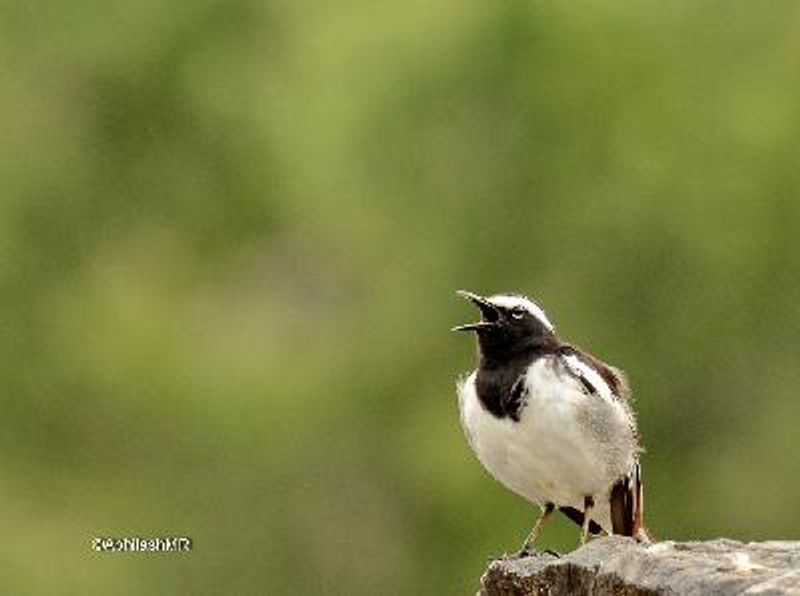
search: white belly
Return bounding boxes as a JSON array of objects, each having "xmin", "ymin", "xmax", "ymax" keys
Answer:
[{"xmin": 457, "ymin": 357, "xmax": 636, "ymax": 530}]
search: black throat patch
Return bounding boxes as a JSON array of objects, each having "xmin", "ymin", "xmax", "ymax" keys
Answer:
[{"xmin": 475, "ymin": 344, "xmax": 558, "ymax": 421}]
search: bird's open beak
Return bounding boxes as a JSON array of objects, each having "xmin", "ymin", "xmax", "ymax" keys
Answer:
[{"xmin": 452, "ymin": 290, "xmax": 500, "ymax": 332}]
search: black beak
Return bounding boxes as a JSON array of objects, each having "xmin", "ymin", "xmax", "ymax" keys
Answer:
[{"xmin": 452, "ymin": 290, "xmax": 500, "ymax": 332}]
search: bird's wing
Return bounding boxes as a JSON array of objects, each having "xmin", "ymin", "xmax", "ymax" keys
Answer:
[
  {"xmin": 558, "ymin": 345, "xmax": 631, "ymax": 401},
  {"xmin": 610, "ymin": 461, "xmax": 646, "ymax": 539},
  {"xmin": 558, "ymin": 346, "xmax": 613, "ymax": 401},
  {"xmin": 558, "ymin": 345, "xmax": 645, "ymax": 539}
]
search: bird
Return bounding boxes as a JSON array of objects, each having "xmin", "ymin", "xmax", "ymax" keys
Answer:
[{"xmin": 453, "ymin": 290, "xmax": 646, "ymax": 552}]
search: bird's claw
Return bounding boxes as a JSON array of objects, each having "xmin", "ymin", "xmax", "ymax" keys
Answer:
[
  {"xmin": 511, "ymin": 544, "xmax": 560, "ymax": 558},
  {"xmin": 543, "ymin": 548, "xmax": 561, "ymax": 557},
  {"xmin": 487, "ymin": 545, "xmax": 560, "ymax": 563},
  {"xmin": 517, "ymin": 544, "xmax": 536, "ymax": 558}
]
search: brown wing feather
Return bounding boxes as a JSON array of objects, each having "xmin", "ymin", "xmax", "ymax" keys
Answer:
[
  {"xmin": 558, "ymin": 345, "xmax": 631, "ymax": 400},
  {"xmin": 579, "ymin": 351, "xmax": 630, "ymax": 400}
]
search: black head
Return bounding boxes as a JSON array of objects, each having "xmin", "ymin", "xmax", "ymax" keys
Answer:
[{"xmin": 453, "ymin": 290, "xmax": 558, "ymax": 361}]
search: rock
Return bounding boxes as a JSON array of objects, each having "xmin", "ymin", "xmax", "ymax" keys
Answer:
[{"xmin": 479, "ymin": 536, "xmax": 800, "ymax": 595}]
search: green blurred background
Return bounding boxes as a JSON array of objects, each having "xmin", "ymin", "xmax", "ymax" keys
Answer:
[{"xmin": 2, "ymin": 0, "xmax": 799, "ymax": 593}]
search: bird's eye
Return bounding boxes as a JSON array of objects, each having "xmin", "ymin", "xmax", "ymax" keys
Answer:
[{"xmin": 511, "ymin": 308, "xmax": 525, "ymax": 320}]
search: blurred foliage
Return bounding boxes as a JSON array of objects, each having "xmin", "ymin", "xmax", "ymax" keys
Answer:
[{"xmin": 2, "ymin": 0, "xmax": 800, "ymax": 593}]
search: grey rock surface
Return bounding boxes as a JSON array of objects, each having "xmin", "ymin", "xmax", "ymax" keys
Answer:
[{"xmin": 480, "ymin": 536, "xmax": 800, "ymax": 595}]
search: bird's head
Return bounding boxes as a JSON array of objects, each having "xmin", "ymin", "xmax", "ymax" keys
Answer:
[{"xmin": 453, "ymin": 290, "xmax": 557, "ymax": 359}]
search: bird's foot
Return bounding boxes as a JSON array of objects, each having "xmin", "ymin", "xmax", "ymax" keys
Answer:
[
  {"xmin": 507, "ymin": 544, "xmax": 560, "ymax": 559},
  {"xmin": 516, "ymin": 543, "xmax": 536, "ymax": 558},
  {"xmin": 486, "ymin": 546, "xmax": 533, "ymax": 562},
  {"xmin": 543, "ymin": 548, "xmax": 561, "ymax": 557}
]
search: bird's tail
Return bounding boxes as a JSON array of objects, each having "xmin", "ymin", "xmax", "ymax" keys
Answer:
[{"xmin": 610, "ymin": 461, "xmax": 651, "ymax": 542}]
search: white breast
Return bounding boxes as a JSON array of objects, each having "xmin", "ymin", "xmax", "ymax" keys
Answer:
[{"xmin": 457, "ymin": 356, "xmax": 637, "ymax": 530}]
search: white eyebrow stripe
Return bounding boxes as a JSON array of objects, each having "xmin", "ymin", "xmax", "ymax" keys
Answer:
[
  {"xmin": 562, "ymin": 353, "xmax": 613, "ymax": 401},
  {"xmin": 488, "ymin": 294, "xmax": 555, "ymax": 332}
]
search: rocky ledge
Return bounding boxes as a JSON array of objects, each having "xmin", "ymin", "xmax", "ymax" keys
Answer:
[{"xmin": 480, "ymin": 536, "xmax": 800, "ymax": 595}]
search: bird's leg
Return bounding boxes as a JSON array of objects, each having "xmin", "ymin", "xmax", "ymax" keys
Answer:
[
  {"xmin": 580, "ymin": 496, "xmax": 595, "ymax": 545},
  {"xmin": 519, "ymin": 502, "xmax": 555, "ymax": 554}
]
